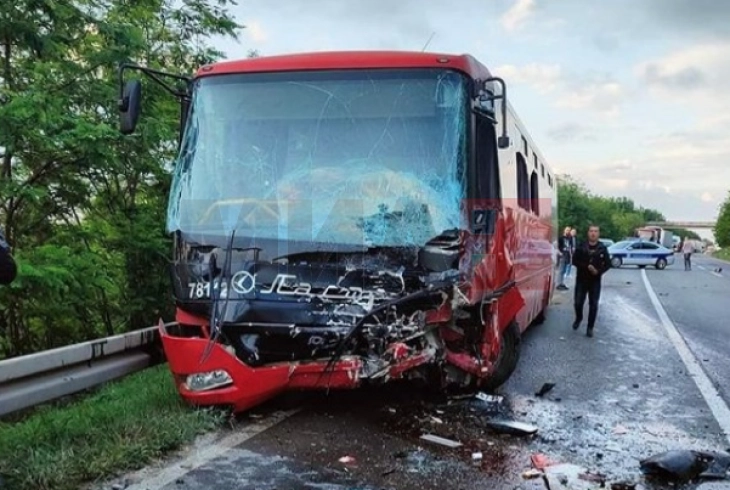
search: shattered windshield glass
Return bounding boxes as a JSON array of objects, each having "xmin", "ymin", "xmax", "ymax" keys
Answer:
[{"xmin": 167, "ymin": 68, "xmax": 468, "ymax": 248}]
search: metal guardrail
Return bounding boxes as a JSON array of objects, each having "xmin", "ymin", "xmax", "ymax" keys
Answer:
[{"xmin": 0, "ymin": 324, "xmax": 170, "ymax": 418}]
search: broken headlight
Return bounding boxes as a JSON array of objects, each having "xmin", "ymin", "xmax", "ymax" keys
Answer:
[{"xmin": 185, "ymin": 369, "xmax": 233, "ymax": 392}]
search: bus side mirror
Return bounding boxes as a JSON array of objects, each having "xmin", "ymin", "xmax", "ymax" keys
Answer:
[
  {"xmin": 482, "ymin": 77, "xmax": 510, "ymax": 150},
  {"xmin": 119, "ymin": 79, "xmax": 142, "ymax": 135}
]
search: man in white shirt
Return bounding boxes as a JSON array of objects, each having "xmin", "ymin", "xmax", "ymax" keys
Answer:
[{"xmin": 682, "ymin": 239, "xmax": 694, "ymax": 271}]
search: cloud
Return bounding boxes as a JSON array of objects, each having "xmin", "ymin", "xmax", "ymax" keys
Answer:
[
  {"xmin": 637, "ymin": 42, "xmax": 730, "ymax": 111},
  {"xmin": 702, "ymin": 192, "xmax": 714, "ymax": 203},
  {"xmin": 500, "ymin": 0, "xmax": 536, "ymax": 32},
  {"xmin": 494, "ymin": 63, "xmax": 625, "ymax": 117},
  {"xmin": 555, "ymin": 80, "xmax": 623, "ymax": 118},
  {"xmin": 604, "ymin": 179, "xmax": 630, "ymax": 190},
  {"xmin": 639, "ymin": 0, "xmax": 730, "ymax": 39},
  {"xmin": 546, "ymin": 122, "xmax": 598, "ymax": 143},
  {"xmin": 245, "ymin": 20, "xmax": 268, "ymax": 43},
  {"xmin": 535, "ymin": 0, "xmax": 730, "ymax": 43},
  {"xmin": 493, "ymin": 63, "xmax": 562, "ymax": 94}
]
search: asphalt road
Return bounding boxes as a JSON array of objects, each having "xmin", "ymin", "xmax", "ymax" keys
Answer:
[{"xmin": 108, "ymin": 254, "xmax": 730, "ymax": 490}]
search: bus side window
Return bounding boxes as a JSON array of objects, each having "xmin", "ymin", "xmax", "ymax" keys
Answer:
[
  {"xmin": 516, "ymin": 153, "xmax": 529, "ymax": 211},
  {"xmin": 474, "ymin": 113, "xmax": 502, "ymax": 206}
]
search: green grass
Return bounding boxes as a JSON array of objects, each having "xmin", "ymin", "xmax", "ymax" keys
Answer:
[
  {"xmin": 0, "ymin": 364, "xmax": 226, "ymax": 490},
  {"xmin": 713, "ymin": 248, "xmax": 730, "ymax": 262}
]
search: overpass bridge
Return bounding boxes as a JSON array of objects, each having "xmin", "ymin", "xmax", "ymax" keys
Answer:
[{"xmin": 646, "ymin": 221, "xmax": 715, "ymax": 229}]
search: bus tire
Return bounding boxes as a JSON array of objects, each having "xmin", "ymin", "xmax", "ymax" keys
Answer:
[
  {"xmin": 533, "ymin": 309, "xmax": 546, "ymax": 325},
  {"xmin": 482, "ymin": 320, "xmax": 521, "ymax": 392}
]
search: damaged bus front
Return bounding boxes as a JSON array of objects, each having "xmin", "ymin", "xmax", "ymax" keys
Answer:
[{"xmin": 118, "ymin": 52, "xmax": 546, "ymax": 413}]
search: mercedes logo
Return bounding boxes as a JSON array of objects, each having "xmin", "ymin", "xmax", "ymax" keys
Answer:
[{"xmin": 230, "ymin": 271, "xmax": 255, "ymax": 294}]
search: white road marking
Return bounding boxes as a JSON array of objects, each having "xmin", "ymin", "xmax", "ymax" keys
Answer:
[
  {"xmin": 711, "ymin": 271, "xmax": 723, "ymax": 278},
  {"xmin": 698, "ymin": 265, "xmax": 706, "ymax": 270},
  {"xmin": 641, "ymin": 269, "xmax": 730, "ymax": 445},
  {"xmin": 124, "ymin": 408, "xmax": 301, "ymax": 490}
]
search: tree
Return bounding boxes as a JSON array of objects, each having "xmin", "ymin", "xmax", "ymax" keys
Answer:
[
  {"xmin": 715, "ymin": 191, "xmax": 730, "ymax": 248},
  {"xmin": 0, "ymin": 0, "xmax": 243, "ymax": 358},
  {"xmin": 557, "ymin": 174, "xmax": 667, "ymax": 241}
]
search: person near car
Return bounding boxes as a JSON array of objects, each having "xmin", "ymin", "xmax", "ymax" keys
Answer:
[
  {"xmin": 682, "ymin": 238, "xmax": 694, "ymax": 271},
  {"xmin": 571, "ymin": 225, "xmax": 611, "ymax": 338},
  {"xmin": 0, "ymin": 227, "xmax": 17, "ymax": 285},
  {"xmin": 557, "ymin": 227, "xmax": 573, "ymax": 290}
]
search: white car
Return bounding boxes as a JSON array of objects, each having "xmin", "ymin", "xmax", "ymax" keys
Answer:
[{"xmin": 607, "ymin": 240, "xmax": 676, "ymax": 270}]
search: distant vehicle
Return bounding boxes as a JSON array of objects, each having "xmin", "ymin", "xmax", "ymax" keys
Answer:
[
  {"xmin": 635, "ymin": 226, "xmax": 673, "ymax": 249},
  {"xmin": 672, "ymin": 235, "xmax": 681, "ymax": 251},
  {"xmin": 608, "ymin": 240, "xmax": 675, "ymax": 270},
  {"xmin": 599, "ymin": 238, "xmax": 614, "ymax": 247}
]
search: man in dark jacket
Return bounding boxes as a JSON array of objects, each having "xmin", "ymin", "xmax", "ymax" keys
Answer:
[
  {"xmin": 0, "ymin": 227, "xmax": 17, "ymax": 285},
  {"xmin": 571, "ymin": 225, "xmax": 611, "ymax": 337}
]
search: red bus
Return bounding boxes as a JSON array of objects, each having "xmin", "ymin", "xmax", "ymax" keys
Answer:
[{"xmin": 118, "ymin": 50, "xmax": 558, "ymax": 413}]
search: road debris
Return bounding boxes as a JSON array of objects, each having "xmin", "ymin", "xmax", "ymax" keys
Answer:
[
  {"xmin": 486, "ymin": 419, "xmax": 539, "ymax": 436},
  {"xmin": 471, "ymin": 452, "xmax": 483, "ymax": 465},
  {"xmin": 543, "ymin": 463, "xmax": 600, "ymax": 490},
  {"xmin": 522, "ymin": 469, "xmax": 544, "ymax": 479},
  {"xmin": 610, "ymin": 483, "xmax": 638, "ymax": 490},
  {"xmin": 640, "ymin": 449, "xmax": 730, "ymax": 481},
  {"xmin": 531, "ymin": 453, "xmax": 558, "ymax": 470},
  {"xmin": 475, "ymin": 392, "xmax": 503, "ymax": 404},
  {"xmin": 535, "ymin": 383, "xmax": 556, "ymax": 397},
  {"xmin": 338, "ymin": 456, "xmax": 356, "ymax": 464},
  {"xmin": 419, "ymin": 433, "xmax": 463, "ymax": 448},
  {"xmin": 578, "ymin": 471, "xmax": 607, "ymax": 484}
]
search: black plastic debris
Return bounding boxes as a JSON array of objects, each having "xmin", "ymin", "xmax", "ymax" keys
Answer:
[
  {"xmin": 639, "ymin": 449, "xmax": 730, "ymax": 481},
  {"xmin": 487, "ymin": 419, "xmax": 539, "ymax": 436},
  {"xmin": 535, "ymin": 383, "xmax": 555, "ymax": 397},
  {"xmin": 610, "ymin": 483, "xmax": 637, "ymax": 490}
]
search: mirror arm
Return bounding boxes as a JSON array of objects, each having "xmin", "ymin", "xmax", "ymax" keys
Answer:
[
  {"xmin": 118, "ymin": 63, "xmax": 191, "ymax": 103},
  {"xmin": 482, "ymin": 76, "xmax": 509, "ymax": 147}
]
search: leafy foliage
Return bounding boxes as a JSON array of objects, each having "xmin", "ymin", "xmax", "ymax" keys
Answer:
[
  {"xmin": 0, "ymin": 0, "xmax": 243, "ymax": 358},
  {"xmin": 557, "ymin": 174, "xmax": 666, "ymax": 241},
  {"xmin": 715, "ymin": 191, "xmax": 730, "ymax": 248}
]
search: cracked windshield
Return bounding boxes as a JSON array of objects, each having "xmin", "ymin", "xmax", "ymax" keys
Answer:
[
  {"xmin": 2, "ymin": 1, "xmax": 730, "ymax": 490},
  {"xmin": 167, "ymin": 69, "xmax": 467, "ymax": 247}
]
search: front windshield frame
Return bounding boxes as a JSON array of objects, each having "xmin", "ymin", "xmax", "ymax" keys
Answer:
[{"xmin": 167, "ymin": 67, "xmax": 471, "ymax": 250}]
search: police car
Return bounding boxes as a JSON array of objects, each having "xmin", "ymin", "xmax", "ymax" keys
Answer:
[{"xmin": 607, "ymin": 240, "xmax": 675, "ymax": 270}]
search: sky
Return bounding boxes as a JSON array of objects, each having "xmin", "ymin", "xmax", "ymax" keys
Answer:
[{"xmin": 210, "ymin": 0, "xmax": 730, "ymax": 222}]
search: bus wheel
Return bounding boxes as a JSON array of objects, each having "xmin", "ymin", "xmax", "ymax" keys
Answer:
[
  {"xmin": 482, "ymin": 321, "xmax": 521, "ymax": 392},
  {"xmin": 533, "ymin": 309, "xmax": 546, "ymax": 325},
  {"xmin": 656, "ymin": 258, "xmax": 667, "ymax": 270}
]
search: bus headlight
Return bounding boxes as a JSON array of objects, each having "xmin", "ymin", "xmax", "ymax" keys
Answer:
[{"xmin": 185, "ymin": 370, "xmax": 233, "ymax": 392}]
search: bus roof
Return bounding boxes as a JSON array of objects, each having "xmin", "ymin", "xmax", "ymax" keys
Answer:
[{"xmin": 195, "ymin": 50, "xmax": 493, "ymax": 80}]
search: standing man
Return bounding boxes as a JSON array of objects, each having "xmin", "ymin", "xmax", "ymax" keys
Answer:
[
  {"xmin": 567, "ymin": 227, "xmax": 577, "ymax": 277},
  {"xmin": 571, "ymin": 225, "xmax": 611, "ymax": 337},
  {"xmin": 682, "ymin": 238, "xmax": 694, "ymax": 271},
  {"xmin": 0, "ymin": 227, "xmax": 17, "ymax": 285},
  {"xmin": 557, "ymin": 227, "xmax": 573, "ymax": 290}
]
